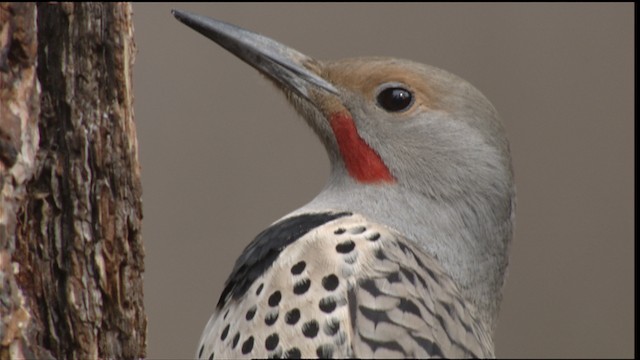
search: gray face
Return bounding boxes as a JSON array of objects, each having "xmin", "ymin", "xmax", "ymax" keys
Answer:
[
  {"xmin": 172, "ymin": 9, "xmax": 515, "ymax": 334},
  {"xmin": 295, "ymin": 57, "xmax": 514, "ymax": 207}
]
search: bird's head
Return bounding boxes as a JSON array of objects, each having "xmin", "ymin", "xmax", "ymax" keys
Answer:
[{"xmin": 173, "ymin": 10, "xmax": 515, "ymax": 333}]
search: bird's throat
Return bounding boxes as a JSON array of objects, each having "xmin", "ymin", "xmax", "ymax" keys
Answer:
[{"xmin": 329, "ymin": 113, "xmax": 395, "ymax": 183}]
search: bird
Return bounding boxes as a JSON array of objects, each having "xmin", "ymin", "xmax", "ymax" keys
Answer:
[{"xmin": 172, "ymin": 9, "xmax": 515, "ymax": 359}]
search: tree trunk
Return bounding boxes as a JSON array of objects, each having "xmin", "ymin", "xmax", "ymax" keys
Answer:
[{"xmin": 0, "ymin": 3, "xmax": 145, "ymax": 359}]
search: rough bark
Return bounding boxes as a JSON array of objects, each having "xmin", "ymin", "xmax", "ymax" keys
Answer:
[{"xmin": 0, "ymin": 3, "xmax": 145, "ymax": 359}]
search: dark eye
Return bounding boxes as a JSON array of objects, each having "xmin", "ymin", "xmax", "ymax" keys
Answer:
[{"xmin": 376, "ymin": 86, "xmax": 414, "ymax": 112}]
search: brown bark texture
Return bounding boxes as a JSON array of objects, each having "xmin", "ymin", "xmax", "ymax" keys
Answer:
[{"xmin": 0, "ymin": 3, "xmax": 145, "ymax": 359}]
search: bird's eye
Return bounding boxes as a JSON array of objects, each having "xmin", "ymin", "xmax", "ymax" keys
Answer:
[{"xmin": 376, "ymin": 86, "xmax": 414, "ymax": 112}]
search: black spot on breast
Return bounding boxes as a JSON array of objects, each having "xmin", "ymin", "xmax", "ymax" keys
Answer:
[
  {"xmin": 198, "ymin": 345, "xmax": 204, "ymax": 358},
  {"xmin": 336, "ymin": 240, "xmax": 355, "ymax": 254},
  {"xmin": 246, "ymin": 306, "xmax": 257, "ymax": 321},
  {"xmin": 232, "ymin": 333, "xmax": 240, "ymax": 349},
  {"xmin": 324, "ymin": 318, "xmax": 340, "ymax": 336},
  {"xmin": 241, "ymin": 336, "xmax": 254, "ymax": 354},
  {"xmin": 220, "ymin": 324, "xmax": 230, "ymax": 340},
  {"xmin": 256, "ymin": 283, "xmax": 264, "ymax": 296},
  {"xmin": 286, "ymin": 308, "xmax": 300, "ymax": 325},
  {"xmin": 208, "ymin": 352, "xmax": 214, "ymax": 360},
  {"xmin": 293, "ymin": 278, "xmax": 311, "ymax": 295},
  {"xmin": 223, "ymin": 309, "xmax": 229, "ymax": 320},
  {"xmin": 319, "ymin": 297, "xmax": 337, "ymax": 313},
  {"xmin": 268, "ymin": 291, "xmax": 281, "ymax": 307},
  {"xmin": 367, "ymin": 232, "xmax": 381, "ymax": 241},
  {"xmin": 290, "ymin": 261, "xmax": 306, "ymax": 275},
  {"xmin": 217, "ymin": 212, "xmax": 351, "ymax": 308},
  {"xmin": 265, "ymin": 312, "xmax": 279, "ymax": 326},
  {"xmin": 322, "ymin": 274, "xmax": 339, "ymax": 291},
  {"xmin": 285, "ymin": 347, "xmax": 301, "ymax": 359},
  {"xmin": 302, "ymin": 320, "xmax": 320, "ymax": 338},
  {"xmin": 316, "ymin": 344, "xmax": 334, "ymax": 358},
  {"xmin": 334, "ymin": 228, "xmax": 346, "ymax": 235},
  {"xmin": 265, "ymin": 333, "xmax": 279, "ymax": 351}
]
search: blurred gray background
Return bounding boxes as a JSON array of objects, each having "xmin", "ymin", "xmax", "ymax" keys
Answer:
[{"xmin": 132, "ymin": 3, "xmax": 633, "ymax": 358}]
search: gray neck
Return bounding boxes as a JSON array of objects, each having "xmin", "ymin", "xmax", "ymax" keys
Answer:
[{"xmin": 285, "ymin": 170, "xmax": 514, "ymax": 335}]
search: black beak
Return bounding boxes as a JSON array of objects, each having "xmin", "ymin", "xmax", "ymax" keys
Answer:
[{"xmin": 172, "ymin": 9, "xmax": 338, "ymax": 100}]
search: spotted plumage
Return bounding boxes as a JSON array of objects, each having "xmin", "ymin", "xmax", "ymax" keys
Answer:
[
  {"xmin": 196, "ymin": 213, "xmax": 493, "ymax": 359},
  {"xmin": 173, "ymin": 9, "xmax": 514, "ymax": 360}
]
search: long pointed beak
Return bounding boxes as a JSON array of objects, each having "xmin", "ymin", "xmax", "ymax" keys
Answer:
[{"xmin": 172, "ymin": 9, "xmax": 339, "ymax": 100}]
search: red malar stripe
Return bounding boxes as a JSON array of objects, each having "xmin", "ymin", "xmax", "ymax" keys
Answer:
[{"xmin": 329, "ymin": 113, "xmax": 395, "ymax": 183}]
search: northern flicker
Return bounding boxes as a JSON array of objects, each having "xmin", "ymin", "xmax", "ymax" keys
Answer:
[{"xmin": 173, "ymin": 9, "xmax": 515, "ymax": 359}]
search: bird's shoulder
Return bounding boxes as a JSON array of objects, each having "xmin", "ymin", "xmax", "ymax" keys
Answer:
[{"xmin": 197, "ymin": 211, "xmax": 493, "ymax": 359}]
